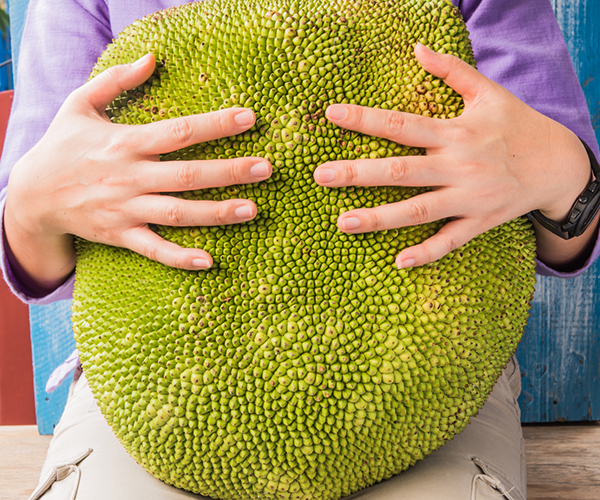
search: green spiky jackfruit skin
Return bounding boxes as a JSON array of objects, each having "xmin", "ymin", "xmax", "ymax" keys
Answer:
[{"xmin": 72, "ymin": 0, "xmax": 537, "ymax": 498}]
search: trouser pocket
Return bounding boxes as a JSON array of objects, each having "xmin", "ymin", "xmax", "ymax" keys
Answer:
[
  {"xmin": 29, "ymin": 448, "xmax": 93, "ymax": 500},
  {"xmin": 471, "ymin": 457, "xmax": 523, "ymax": 500}
]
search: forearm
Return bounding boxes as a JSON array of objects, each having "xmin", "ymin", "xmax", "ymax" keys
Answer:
[
  {"xmin": 0, "ymin": 195, "xmax": 76, "ymax": 303},
  {"xmin": 3, "ymin": 207, "xmax": 75, "ymax": 295},
  {"xmin": 534, "ymin": 220, "xmax": 599, "ymax": 273},
  {"xmin": 459, "ymin": 0, "xmax": 600, "ymax": 274},
  {"xmin": 531, "ymin": 125, "xmax": 599, "ymax": 271}
]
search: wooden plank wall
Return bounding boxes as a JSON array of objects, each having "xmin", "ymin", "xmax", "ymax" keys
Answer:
[
  {"xmin": 6, "ymin": 0, "xmax": 600, "ymax": 432},
  {"xmin": 515, "ymin": 0, "xmax": 600, "ymax": 423},
  {"xmin": 28, "ymin": 301, "xmax": 75, "ymax": 435}
]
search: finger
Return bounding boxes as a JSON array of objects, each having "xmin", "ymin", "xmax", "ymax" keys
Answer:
[
  {"xmin": 121, "ymin": 226, "xmax": 214, "ymax": 270},
  {"xmin": 336, "ymin": 190, "xmax": 457, "ymax": 233},
  {"xmin": 75, "ymin": 53, "xmax": 157, "ymax": 113},
  {"xmin": 141, "ymin": 157, "xmax": 271, "ymax": 192},
  {"xmin": 315, "ymin": 155, "xmax": 446, "ymax": 188},
  {"xmin": 326, "ymin": 104, "xmax": 448, "ymax": 149},
  {"xmin": 132, "ymin": 107, "xmax": 257, "ymax": 155},
  {"xmin": 129, "ymin": 196, "xmax": 258, "ymax": 227},
  {"xmin": 395, "ymin": 218, "xmax": 482, "ymax": 268},
  {"xmin": 414, "ymin": 43, "xmax": 493, "ymax": 104}
]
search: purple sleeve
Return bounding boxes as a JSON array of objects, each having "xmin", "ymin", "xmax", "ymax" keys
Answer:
[
  {"xmin": 455, "ymin": 0, "xmax": 600, "ymax": 277},
  {"xmin": 0, "ymin": 0, "xmax": 189, "ymax": 305},
  {"xmin": 0, "ymin": 0, "xmax": 112, "ymax": 304},
  {"xmin": 2, "ymin": 0, "xmax": 598, "ymax": 304}
]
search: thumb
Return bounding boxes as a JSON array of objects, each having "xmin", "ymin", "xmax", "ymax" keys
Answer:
[
  {"xmin": 414, "ymin": 42, "xmax": 491, "ymax": 104},
  {"xmin": 73, "ymin": 53, "xmax": 156, "ymax": 113}
]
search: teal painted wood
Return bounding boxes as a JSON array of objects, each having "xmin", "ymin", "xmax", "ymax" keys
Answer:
[
  {"xmin": 7, "ymin": 0, "xmax": 28, "ymax": 81},
  {"xmin": 517, "ymin": 261, "xmax": 600, "ymax": 422},
  {"xmin": 9, "ymin": 0, "xmax": 76, "ymax": 435},
  {"xmin": 0, "ymin": 24, "xmax": 12, "ymax": 91},
  {"xmin": 553, "ymin": 0, "xmax": 600, "ymax": 143},
  {"xmin": 9, "ymin": 0, "xmax": 600, "ymax": 434},
  {"xmin": 29, "ymin": 301, "xmax": 76, "ymax": 435},
  {"xmin": 515, "ymin": 0, "xmax": 600, "ymax": 423}
]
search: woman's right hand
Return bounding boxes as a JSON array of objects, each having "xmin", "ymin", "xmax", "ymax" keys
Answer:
[{"xmin": 4, "ymin": 53, "xmax": 271, "ymax": 292}]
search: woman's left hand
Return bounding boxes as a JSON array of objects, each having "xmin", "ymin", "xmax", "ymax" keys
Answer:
[{"xmin": 314, "ymin": 43, "xmax": 591, "ymax": 269}]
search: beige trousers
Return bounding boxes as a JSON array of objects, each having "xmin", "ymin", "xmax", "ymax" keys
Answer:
[{"xmin": 30, "ymin": 356, "xmax": 525, "ymax": 500}]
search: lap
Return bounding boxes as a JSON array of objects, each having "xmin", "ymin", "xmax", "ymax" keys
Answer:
[{"xmin": 30, "ymin": 357, "xmax": 525, "ymax": 500}]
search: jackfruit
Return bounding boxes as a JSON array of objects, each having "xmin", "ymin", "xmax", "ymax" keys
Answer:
[{"xmin": 71, "ymin": 0, "xmax": 537, "ymax": 498}]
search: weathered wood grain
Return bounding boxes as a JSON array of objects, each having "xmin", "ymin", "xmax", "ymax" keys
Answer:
[
  {"xmin": 0, "ymin": 425, "xmax": 51, "ymax": 500},
  {"xmin": 8, "ymin": 0, "xmax": 600, "ymax": 436},
  {"xmin": 1, "ymin": 424, "xmax": 599, "ymax": 499},
  {"xmin": 516, "ymin": 0, "xmax": 600, "ymax": 423},
  {"xmin": 524, "ymin": 423, "xmax": 600, "ymax": 499}
]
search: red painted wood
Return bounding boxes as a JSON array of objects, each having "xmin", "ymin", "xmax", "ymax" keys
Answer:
[
  {"xmin": 0, "ymin": 90, "xmax": 13, "ymax": 156},
  {"xmin": 0, "ymin": 281, "xmax": 36, "ymax": 424},
  {"xmin": 0, "ymin": 89, "xmax": 36, "ymax": 425}
]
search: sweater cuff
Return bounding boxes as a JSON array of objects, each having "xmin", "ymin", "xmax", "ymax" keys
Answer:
[{"xmin": 1, "ymin": 195, "xmax": 75, "ymax": 304}]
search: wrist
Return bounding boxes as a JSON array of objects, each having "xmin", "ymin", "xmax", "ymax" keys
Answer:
[
  {"xmin": 530, "ymin": 138, "xmax": 600, "ymax": 240},
  {"xmin": 3, "ymin": 199, "xmax": 76, "ymax": 292},
  {"xmin": 537, "ymin": 135, "xmax": 592, "ymax": 223}
]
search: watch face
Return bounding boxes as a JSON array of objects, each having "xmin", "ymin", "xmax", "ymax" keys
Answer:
[
  {"xmin": 579, "ymin": 181, "xmax": 600, "ymax": 236},
  {"xmin": 573, "ymin": 138, "xmax": 600, "ymax": 237}
]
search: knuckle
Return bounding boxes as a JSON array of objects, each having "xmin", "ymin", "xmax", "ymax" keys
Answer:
[
  {"xmin": 388, "ymin": 157, "xmax": 409, "ymax": 183},
  {"xmin": 141, "ymin": 240, "xmax": 159, "ymax": 262},
  {"xmin": 169, "ymin": 118, "xmax": 194, "ymax": 145},
  {"xmin": 175, "ymin": 163, "xmax": 198, "ymax": 189},
  {"xmin": 344, "ymin": 162, "xmax": 359, "ymax": 184},
  {"xmin": 222, "ymin": 159, "xmax": 240, "ymax": 184},
  {"xmin": 386, "ymin": 112, "xmax": 407, "ymax": 137},
  {"xmin": 452, "ymin": 122, "xmax": 475, "ymax": 144},
  {"xmin": 164, "ymin": 202, "xmax": 185, "ymax": 226},
  {"xmin": 92, "ymin": 225, "xmax": 114, "ymax": 244},
  {"xmin": 439, "ymin": 232, "xmax": 460, "ymax": 255},
  {"xmin": 99, "ymin": 65, "xmax": 124, "ymax": 84},
  {"xmin": 211, "ymin": 112, "xmax": 228, "ymax": 137},
  {"xmin": 104, "ymin": 134, "xmax": 131, "ymax": 156},
  {"xmin": 212, "ymin": 205, "xmax": 226, "ymax": 226},
  {"xmin": 448, "ymin": 54, "xmax": 465, "ymax": 73},
  {"xmin": 369, "ymin": 210, "xmax": 385, "ymax": 231},
  {"xmin": 171, "ymin": 253, "xmax": 188, "ymax": 269},
  {"xmin": 408, "ymin": 200, "xmax": 429, "ymax": 225},
  {"xmin": 353, "ymin": 106, "xmax": 366, "ymax": 128},
  {"xmin": 421, "ymin": 245, "xmax": 435, "ymax": 266}
]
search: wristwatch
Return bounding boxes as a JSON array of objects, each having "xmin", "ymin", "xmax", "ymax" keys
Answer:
[{"xmin": 527, "ymin": 138, "xmax": 600, "ymax": 240}]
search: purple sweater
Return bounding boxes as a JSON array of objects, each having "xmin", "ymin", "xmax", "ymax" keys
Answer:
[{"xmin": 1, "ymin": 0, "xmax": 599, "ymax": 306}]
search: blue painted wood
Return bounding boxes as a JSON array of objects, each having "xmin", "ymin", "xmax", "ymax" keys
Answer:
[
  {"xmin": 5, "ymin": 0, "xmax": 76, "ymax": 436},
  {"xmin": 28, "ymin": 301, "xmax": 76, "ymax": 435},
  {"xmin": 7, "ymin": 0, "xmax": 78, "ymax": 435},
  {"xmin": 7, "ymin": 0, "xmax": 27, "ymax": 81},
  {"xmin": 0, "ymin": 29, "xmax": 11, "ymax": 91},
  {"xmin": 515, "ymin": 0, "xmax": 600, "ymax": 423},
  {"xmin": 553, "ymin": 0, "xmax": 600, "ymax": 144},
  {"xmin": 8, "ymin": 0, "xmax": 600, "ymax": 433}
]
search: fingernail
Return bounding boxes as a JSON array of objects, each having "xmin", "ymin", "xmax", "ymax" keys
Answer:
[
  {"xmin": 397, "ymin": 257, "xmax": 416, "ymax": 269},
  {"xmin": 235, "ymin": 205, "xmax": 254, "ymax": 219},
  {"xmin": 341, "ymin": 217, "xmax": 361, "ymax": 230},
  {"xmin": 131, "ymin": 53, "xmax": 152, "ymax": 67},
  {"xmin": 192, "ymin": 258, "xmax": 210, "ymax": 269},
  {"xmin": 316, "ymin": 168, "xmax": 336, "ymax": 183},
  {"xmin": 234, "ymin": 109, "xmax": 255, "ymax": 126},
  {"xmin": 250, "ymin": 162, "xmax": 270, "ymax": 178},
  {"xmin": 327, "ymin": 105, "xmax": 348, "ymax": 121}
]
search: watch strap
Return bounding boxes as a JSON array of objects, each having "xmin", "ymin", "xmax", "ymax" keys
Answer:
[{"xmin": 527, "ymin": 138, "xmax": 600, "ymax": 240}]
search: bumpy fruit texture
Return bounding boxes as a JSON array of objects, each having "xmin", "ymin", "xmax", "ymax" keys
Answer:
[{"xmin": 72, "ymin": 0, "xmax": 537, "ymax": 498}]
